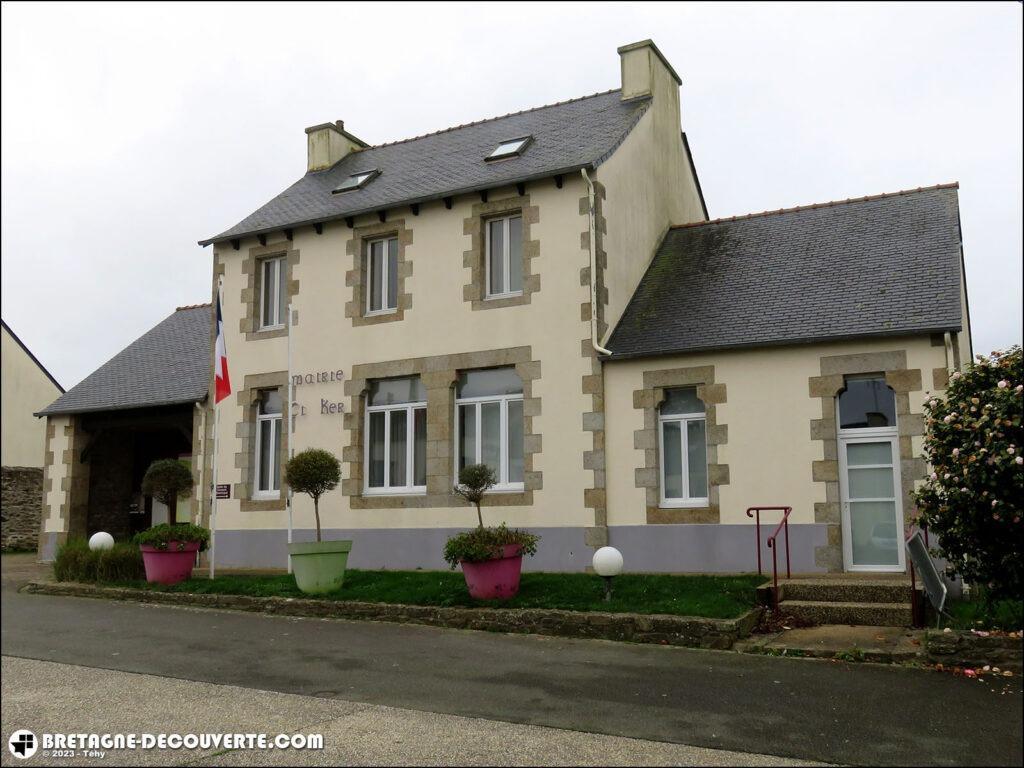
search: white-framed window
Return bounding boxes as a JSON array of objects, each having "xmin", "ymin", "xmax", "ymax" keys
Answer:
[
  {"xmin": 365, "ymin": 377, "xmax": 427, "ymax": 494},
  {"xmin": 659, "ymin": 387, "xmax": 708, "ymax": 507},
  {"xmin": 455, "ymin": 368, "xmax": 524, "ymax": 491},
  {"xmin": 366, "ymin": 236, "xmax": 399, "ymax": 315},
  {"xmin": 485, "ymin": 215, "xmax": 523, "ymax": 299},
  {"xmin": 254, "ymin": 389, "xmax": 283, "ymax": 498},
  {"xmin": 260, "ymin": 256, "xmax": 287, "ymax": 329}
]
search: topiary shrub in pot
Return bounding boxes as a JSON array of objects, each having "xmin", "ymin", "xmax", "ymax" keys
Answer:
[
  {"xmin": 284, "ymin": 448, "xmax": 350, "ymax": 595},
  {"xmin": 136, "ymin": 459, "xmax": 204, "ymax": 584},
  {"xmin": 445, "ymin": 464, "xmax": 539, "ymax": 600}
]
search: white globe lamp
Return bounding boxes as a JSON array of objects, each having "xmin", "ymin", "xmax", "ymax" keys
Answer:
[
  {"xmin": 592, "ymin": 546, "xmax": 624, "ymax": 602},
  {"xmin": 88, "ymin": 531, "xmax": 115, "ymax": 551}
]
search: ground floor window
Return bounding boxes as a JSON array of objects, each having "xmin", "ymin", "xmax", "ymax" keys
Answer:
[
  {"xmin": 365, "ymin": 376, "xmax": 426, "ymax": 494},
  {"xmin": 255, "ymin": 389, "xmax": 282, "ymax": 497},
  {"xmin": 455, "ymin": 367, "xmax": 524, "ymax": 490},
  {"xmin": 659, "ymin": 387, "xmax": 708, "ymax": 506}
]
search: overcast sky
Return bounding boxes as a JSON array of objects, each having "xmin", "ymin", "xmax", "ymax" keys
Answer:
[{"xmin": 2, "ymin": 2, "xmax": 1021, "ymax": 389}]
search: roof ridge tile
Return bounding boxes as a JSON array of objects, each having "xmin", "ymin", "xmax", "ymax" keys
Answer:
[
  {"xmin": 370, "ymin": 89, "xmax": 623, "ymax": 149},
  {"xmin": 671, "ymin": 182, "xmax": 960, "ymax": 230}
]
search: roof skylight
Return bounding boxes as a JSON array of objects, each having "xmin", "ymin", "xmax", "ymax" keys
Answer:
[
  {"xmin": 332, "ymin": 169, "xmax": 379, "ymax": 194},
  {"xmin": 486, "ymin": 136, "xmax": 532, "ymax": 161}
]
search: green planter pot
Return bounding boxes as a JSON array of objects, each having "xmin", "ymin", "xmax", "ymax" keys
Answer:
[{"xmin": 288, "ymin": 540, "xmax": 352, "ymax": 595}]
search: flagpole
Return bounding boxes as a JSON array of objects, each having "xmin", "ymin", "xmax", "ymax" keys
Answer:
[
  {"xmin": 209, "ymin": 275, "xmax": 224, "ymax": 581},
  {"xmin": 210, "ymin": 404, "xmax": 219, "ymax": 580},
  {"xmin": 286, "ymin": 301, "xmax": 294, "ymax": 573}
]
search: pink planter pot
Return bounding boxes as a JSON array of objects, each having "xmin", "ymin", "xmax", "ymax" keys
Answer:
[
  {"xmin": 460, "ymin": 544, "xmax": 524, "ymax": 600},
  {"xmin": 140, "ymin": 541, "xmax": 200, "ymax": 585}
]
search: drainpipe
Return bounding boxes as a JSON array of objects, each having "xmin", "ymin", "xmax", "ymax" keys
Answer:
[
  {"xmin": 581, "ymin": 168, "xmax": 612, "ymax": 356},
  {"xmin": 943, "ymin": 331, "xmax": 955, "ymax": 374}
]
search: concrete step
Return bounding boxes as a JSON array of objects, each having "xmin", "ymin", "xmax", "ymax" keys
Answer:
[
  {"xmin": 780, "ymin": 599, "xmax": 914, "ymax": 627},
  {"xmin": 779, "ymin": 579, "xmax": 916, "ymax": 605}
]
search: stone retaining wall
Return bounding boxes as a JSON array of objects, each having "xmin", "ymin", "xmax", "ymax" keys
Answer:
[
  {"xmin": 1, "ymin": 466, "xmax": 42, "ymax": 551},
  {"xmin": 22, "ymin": 581, "xmax": 761, "ymax": 650},
  {"xmin": 925, "ymin": 630, "xmax": 1023, "ymax": 673}
]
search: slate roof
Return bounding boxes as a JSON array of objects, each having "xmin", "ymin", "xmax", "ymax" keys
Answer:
[
  {"xmin": 606, "ymin": 184, "xmax": 964, "ymax": 360},
  {"xmin": 201, "ymin": 89, "xmax": 649, "ymax": 246},
  {"xmin": 37, "ymin": 305, "xmax": 210, "ymax": 416}
]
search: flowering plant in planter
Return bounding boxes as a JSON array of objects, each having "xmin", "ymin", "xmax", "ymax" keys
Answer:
[
  {"xmin": 133, "ymin": 523, "xmax": 210, "ymax": 552},
  {"xmin": 445, "ymin": 464, "xmax": 539, "ymax": 599},
  {"xmin": 914, "ymin": 345, "xmax": 1022, "ymax": 601},
  {"xmin": 133, "ymin": 523, "xmax": 209, "ymax": 585}
]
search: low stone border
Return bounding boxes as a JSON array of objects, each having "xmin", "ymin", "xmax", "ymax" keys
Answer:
[
  {"xmin": 925, "ymin": 630, "xmax": 1023, "ymax": 673},
  {"xmin": 21, "ymin": 581, "xmax": 761, "ymax": 650}
]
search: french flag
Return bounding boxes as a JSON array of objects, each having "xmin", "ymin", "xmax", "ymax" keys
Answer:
[{"xmin": 214, "ymin": 290, "xmax": 231, "ymax": 404}]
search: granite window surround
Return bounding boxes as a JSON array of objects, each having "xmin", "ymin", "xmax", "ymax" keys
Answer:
[
  {"xmin": 345, "ymin": 219, "xmax": 413, "ymax": 327},
  {"xmin": 807, "ymin": 350, "xmax": 927, "ymax": 572},
  {"xmin": 240, "ymin": 242, "xmax": 300, "ymax": 341},
  {"xmin": 632, "ymin": 366, "xmax": 728, "ymax": 524},
  {"xmin": 342, "ymin": 348, "xmax": 542, "ymax": 510},
  {"xmin": 463, "ymin": 195, "xmax": 540, "ymax": 310},
  {"xmin": 234, "ymin": 371, "xmax": 289, "ymax": 512}
]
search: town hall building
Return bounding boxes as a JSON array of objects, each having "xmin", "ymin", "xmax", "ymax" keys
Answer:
[{"xmin": 37, "ymin": 40, "xmax": 971, "ymax": 575}]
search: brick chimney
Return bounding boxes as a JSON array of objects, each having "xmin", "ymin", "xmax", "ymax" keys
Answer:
[
  {"xmin": 617, "ymin": 39, "xmax": 682, "ymax": 101},
  {"xmin": 304, "ymin": 120, "xmax": 368, "ymax": 173}
]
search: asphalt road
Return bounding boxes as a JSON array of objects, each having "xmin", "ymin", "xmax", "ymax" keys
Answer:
[
  {"xmin": 1, "ymin": 656, "xmax": 821, "ymax": 766},
  {"xmin": 1, "ymin": 560, "xmax": 1021, "ymax": 766}
]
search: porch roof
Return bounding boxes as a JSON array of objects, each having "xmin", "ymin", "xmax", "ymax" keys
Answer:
[{"xmin": 37, "ymin": 304, "xmax": 210, "ymax": 417}]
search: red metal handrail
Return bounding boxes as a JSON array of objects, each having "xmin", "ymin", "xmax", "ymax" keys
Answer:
[{"xmin": 746, "ymin": 506, "xmax": 792, "ymax": 609}]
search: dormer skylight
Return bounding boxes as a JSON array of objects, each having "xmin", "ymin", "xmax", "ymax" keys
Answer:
[
  {"xmin": 486, "ymin": 136, "xmax": 532, "ymax": 162},
  {"xmin": 332, "ymin": 169, "xmax": 380, "ymax": 194}
]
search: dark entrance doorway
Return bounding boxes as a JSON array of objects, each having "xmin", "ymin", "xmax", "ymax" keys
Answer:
[{"xmin": 78, "ymin": 405, "xmax": 195, "ymax": 541}]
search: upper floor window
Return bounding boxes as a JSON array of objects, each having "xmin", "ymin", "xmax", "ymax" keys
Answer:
[
  {"xmin": 260, "ymin": 257, "xmax": 287, "ymax": 329},
  {"xmin": 255, "ymin": 389, "xmax": 283, "ymax": 498},
  {"xmin": 659, "ymin": 387, "xmax": 708, "ymax": 507},
  {"xmin": 365, "ymin": 377, "xmax": 426, "ymax": 494},
  {"xmin": 456, "ymin": 368, "xmax": 523, "ymax": 490},
  {"xmin": 486, "ymin": 215, "xmax": 523, "ymax": 299},
  {"xmin": 367, "ymin": 236, "xmax": 399, "ymax": 315},
  {"xmin": 838, "ymin": 376, "xmax": 896, "ymax": 432}
]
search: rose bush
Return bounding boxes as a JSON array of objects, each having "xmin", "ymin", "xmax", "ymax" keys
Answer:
[{"xmin": 914, "ymin": 345, "xmax": 1022, "ymax": 600}]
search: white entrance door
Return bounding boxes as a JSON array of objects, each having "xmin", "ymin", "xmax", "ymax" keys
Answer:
[{"xmin": 839, "ymin": 433, "xmax": 905, "ymax": 572}]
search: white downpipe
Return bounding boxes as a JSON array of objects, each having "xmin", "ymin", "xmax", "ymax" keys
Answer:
[
  {"xmin": 286, "ymin": 302, "xmax": 294, "ymax": 573},
  {"xmin": 209, "ymin": 398, "xmax": 219, "ymax": 580},
  {"xmin": 581, "ymin": 168, "xmax": 612, "ymax": 356}
]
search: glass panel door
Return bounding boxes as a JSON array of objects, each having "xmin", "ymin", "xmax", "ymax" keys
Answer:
[{"xmin": 840, "ymin": 436, "xmax": 904, "ymax": 571}]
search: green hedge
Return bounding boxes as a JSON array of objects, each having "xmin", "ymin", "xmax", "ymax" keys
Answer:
[{"xmin": 53, "ymin": 539, "xmax": 145, "ymax": 583}]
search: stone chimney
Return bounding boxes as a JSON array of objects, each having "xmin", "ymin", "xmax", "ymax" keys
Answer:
[
  {"xmin": 617, "ymin": 39, "xmax": 682, "ymax": 101},
  {"xmin": 304, "ymin": 120, "xmax": 367, "ymax": 173}
]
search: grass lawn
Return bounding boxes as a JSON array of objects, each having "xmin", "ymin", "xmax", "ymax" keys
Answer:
[
  {"xmin": 113, "ymin": 570, "xmax": 763, "ymax": 619},
  {"xmin": 944, "ymin": 595, "xmax": 1022, "ymax": 631}
]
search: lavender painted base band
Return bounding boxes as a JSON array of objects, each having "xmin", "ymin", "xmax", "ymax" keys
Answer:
[{"xmin": 199, "ymin": 524, "xmax": 829, "ymax": 574}]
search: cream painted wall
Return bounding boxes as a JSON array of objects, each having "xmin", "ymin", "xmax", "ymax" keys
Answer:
[
  {"xmin": 604, "ymin": 335, "xmax": 949, "ymax": 528},
  {"xmin": 210, "ymin": 177, "xmax": 598, "ymax": 533},
  {"xmin": 596, "ymin": 58, "xmax": 706, "ymax": 340},
  {"xmin": 1, "ymin": 324, "xmax": 62, "ymax": 467},
  {"xmin": 42, "ymin": 415, "xmax": 71, "ymax": 533}
]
